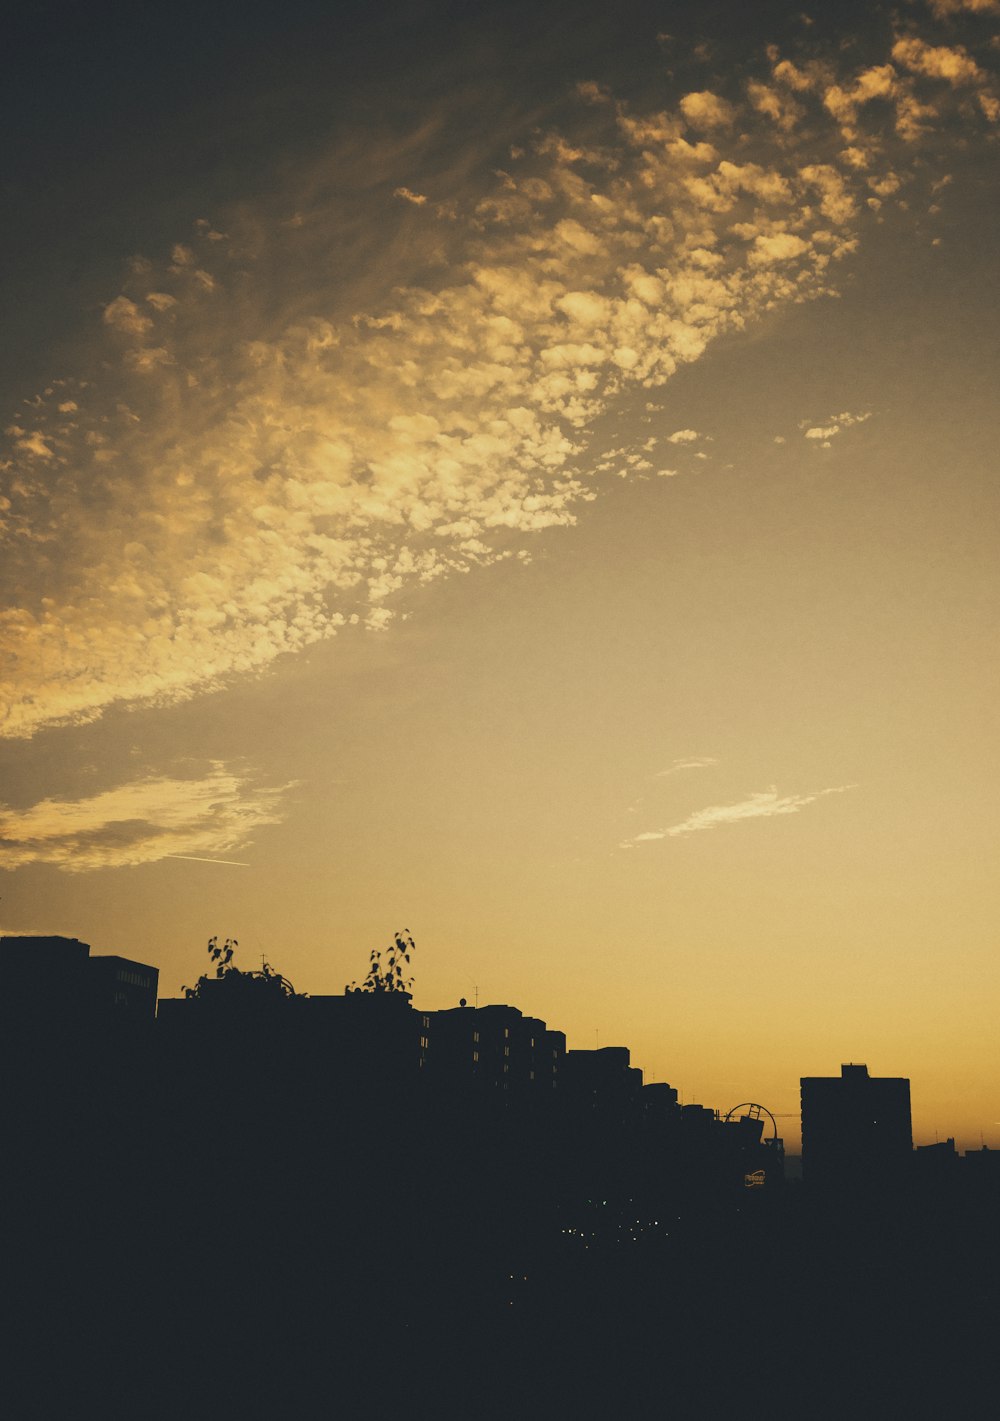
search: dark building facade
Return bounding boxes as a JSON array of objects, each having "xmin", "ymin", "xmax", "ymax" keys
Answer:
[
  {"xmin": 562, "ymin": 1046, "xmax": 644, "ymax": 1112},
  {"xmin": 424, "ymin": 1002, "xmax": 566, "ymax": 1093},
  {"xmin": 800, "ymin": 1062, "xmax": 912, "ymax": 1187},
  {"xmin": 0, "ymin": 935, "xmax": 159, "ymax": 1030}
]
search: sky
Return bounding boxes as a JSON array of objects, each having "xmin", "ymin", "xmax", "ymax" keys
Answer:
[{"xmin": 2, "ymin": 0, "xmax": 998, "ymax": 1150}]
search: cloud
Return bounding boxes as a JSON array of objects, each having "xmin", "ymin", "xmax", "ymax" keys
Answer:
[
  {"xmin": 801, "ymin": 409, "xmax": 872, "ymax": 443},
  {"xmin": 666, "ymin": 429, "xmax": 701, "ymax": 444},
  {"xmin": 890, "ymin": 34, "xmax": 1000, "ymax": 124},
  {"xmin": 1, "ymin": 21, "xmax": 994, "ymax": 739},
  {"xmin": 746, "ymin": 80, "xmax": 805, "ymax": 132},
  {"xmin": 393, "ymin": 186, "xmax": 428, "ymax": 205},
  {"xmin": 621, "ymin": 784, "xmax": 855, "ymax": 846},
  {"xmin": 926, "ymin": 0, "xmax": 1000, "ymax": 13},
  {"xmin": 750, "ymin": 231, "xmax": 811, "ymax": 265},
  {"xmin": 0, "ymin": 763, "xmax": 292, "ymax": 872},
  {"xmin": 620, "ymin": 755, "xmax": 719, "ymax": 821},
  {"xmin": 654, "ymin": 757, "xmax": 719, "ymax": 777},
  {"xmin": 680, "ymin": 91, "xmax": 737, "ymax": 129},
  {"xmin": 764, "ymin": 30, "xmax": 998, "ymax": 143},
  {"xmin": 103, "ymin": 296, "xmax": 154, "ymax": 336},
  {"xmin": 892, "ymin": 36, "xmax": 987, "ymax": 86}
]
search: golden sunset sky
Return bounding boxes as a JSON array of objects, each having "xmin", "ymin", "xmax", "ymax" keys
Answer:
[{"xmin": 2, "ymin": 0, "xmax": 998, "ymax": 1149}]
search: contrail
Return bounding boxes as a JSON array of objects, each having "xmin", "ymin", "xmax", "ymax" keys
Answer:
[{"xmin": 164, "ymin": 854, "xmax": 250, "ymax": 867}]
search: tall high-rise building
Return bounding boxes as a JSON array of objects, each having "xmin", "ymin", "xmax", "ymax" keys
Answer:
[{"xmin": 800, "ymin": 1062, "xmax": 912, "ymax": 1187}]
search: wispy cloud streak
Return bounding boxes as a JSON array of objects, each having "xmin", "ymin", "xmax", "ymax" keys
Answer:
[
  {"xmin": 654, "ymin": 757, "xmax": 719, "ymax": 778},
  {"xmin": 0, "ymin": 763, "xmax": 291, "ymax": 872},
  {"xmin": 621, "ymin": 784, "xmax": 856, "ymax": 846},
  {"xmin": 163, "ymin": 854, "xmax": 251, "ymax": 867}
]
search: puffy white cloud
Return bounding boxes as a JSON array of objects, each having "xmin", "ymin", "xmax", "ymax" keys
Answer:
[
  {"xmin": 680, "ymin": 91, "xmax": 737, "ymax": 129},
  {"xmin": 799, "ymin": 164, "xmax": 858, "ymax": 224},
  {"xmin": 746, "ymin": 80, "xmax": 804, "ymax": 132},
  {"xmin": 1, "ymin": 23, "xmax": 990, "ymax": 739},
  {"xmin": 770, "ymin": 56, "xmax": 817, "ymax": 94},
  {"xmin": 868, "ymin": 171, "xmax": 903, "ymax": 198},
  {"xmin": 892, "ymin": 36, "xmax": 987, "ymax": 85},
  {"xmin": 801, "ymin": 409, "xmax": 873, "ymax": 442},
  {"xmin": 103, "ymin": 296, "xmax": 153, "ymax": 336},
  {"xmin": 888, "ymin": 34, "xmax": 1000, "ymax": 131},
  {"xmin": 0, "ymin": 763, "xmax": 292, "ymax": 872},
  {"xmin": 770, "ymin": 31, "xmax": 998, "ymax": 144},
  {"xmin": 750, "ymin": 231, "xmax": 811, "ymax": 265},
  {"xmin": 10, "ymin": 431, "xmax": 55, "ymax": 460}
]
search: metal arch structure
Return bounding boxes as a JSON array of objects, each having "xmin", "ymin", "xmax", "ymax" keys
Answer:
[{"xmin": 724, "ymin": 1102, "xmax": 779, "ymax": 1142}]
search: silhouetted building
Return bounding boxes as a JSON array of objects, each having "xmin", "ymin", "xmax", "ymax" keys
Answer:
[
  {"xmin": 800, "ymin": 1062, "xmax": 912, "ymax": 1188},
  {"xmin": 0, "ymin": 935, "xmax": 158, "ymax": 1031},
  {"xmin": 562, "ymin": 1046, "xmax": 643, "ymax": 1112},
  {"xmin": 680, "ymin": 1103, "xmax": 716, "ymax": 1131},
  {"xmin": 963, "ymin": 1145, "xmax": 1000, "ymax": 1187},
  {"xmin": 157, "ymin": 985, "xmax": 429, "ymax": 1096},
  {"xmin": 302, "ymin": 990, "xmax": 429, "ymax": 1087},
  {"xmin": 426, "ymin": 1002, "xmax": 565, "ymax": 1092},
  {"xmin": 641, "ymin": 1082, "xmax": 680, "ymax": 1122},
  {"xmin": 915, "ymin": 1138, "xmax": 957, "ymax": 1165},
  {"xmin": 87, "ymin": 954, "xmax": 159, "ymax": 1023}
]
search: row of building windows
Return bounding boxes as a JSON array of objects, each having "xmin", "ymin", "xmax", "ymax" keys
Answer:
[{"xmin": 115, "ymin": 969, "xmax": 151, "ymax": 988}]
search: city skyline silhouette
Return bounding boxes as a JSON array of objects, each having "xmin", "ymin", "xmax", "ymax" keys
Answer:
[
  {"xmin": 3, "ymin": 926, "xmax": 998, "ymax": 1414},
  {"xmin": 3, "ymin": 1, "xmax": 998, "ymax": 1158},
  {"xmin": 1, "ymin": 926, "xmax": 992, "ymax": 1167},
  {"xmin": 2, "ymin": 1, "xmax": 999, "ymax": 1409}
]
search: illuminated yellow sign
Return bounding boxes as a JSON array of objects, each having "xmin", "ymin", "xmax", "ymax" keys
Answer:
[{"xmin": 744, "ymin": 1169, "xmax": 766, "ymax": 1189}]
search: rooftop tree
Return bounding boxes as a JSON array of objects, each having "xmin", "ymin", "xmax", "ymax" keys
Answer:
[{"xmin": 347, "ymin": 930, "xmax": 416, "ymax": 995}]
